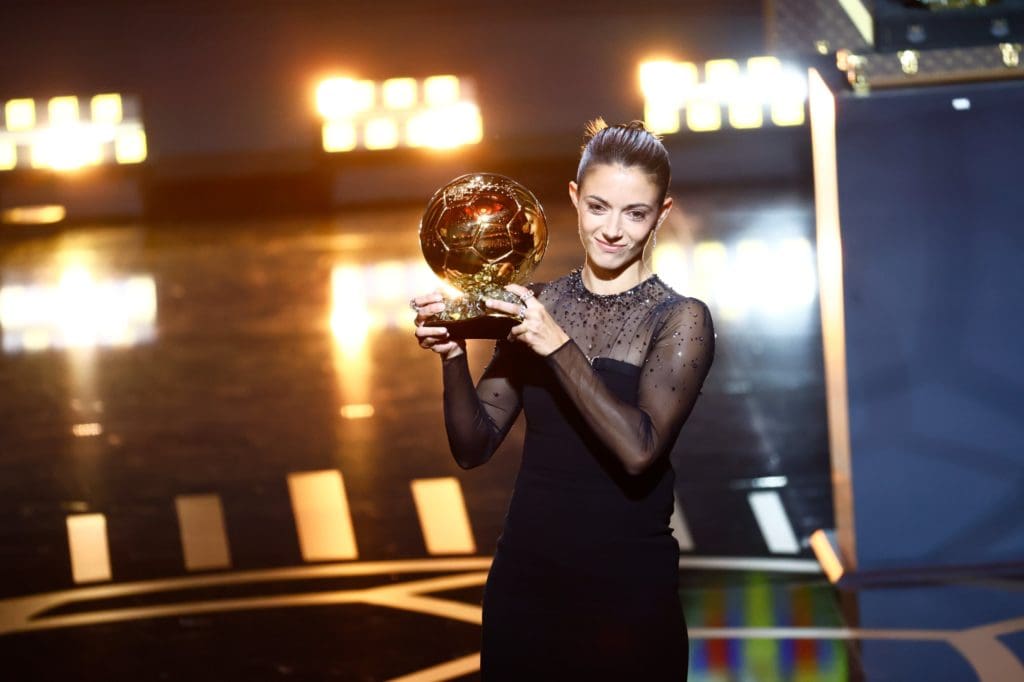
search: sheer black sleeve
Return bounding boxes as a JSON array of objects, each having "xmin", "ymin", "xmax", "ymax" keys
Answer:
[
  {"xmin": 543, "ymin": 297, "xmax": 714, "ymax": 475},
  {"xmin": 441, "ymin": 340, "xmax": 523, "ymax": 469}
]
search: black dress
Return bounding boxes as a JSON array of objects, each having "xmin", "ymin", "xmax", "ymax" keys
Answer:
[{"xmin": 441, "ymin": 269, "xmax": 714, "ymax": 681}]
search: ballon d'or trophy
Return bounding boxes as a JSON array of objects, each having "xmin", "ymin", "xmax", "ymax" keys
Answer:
[{"xmin": 419, "ymin": 173, "xmax": 548, "ymax": 339}]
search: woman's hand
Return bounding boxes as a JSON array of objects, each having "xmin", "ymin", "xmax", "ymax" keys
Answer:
[
  {"xmin": 487, "ymin": 284, "xmax": 570, "ymax": 357},
  {"xmin": 411, "ymin": 292, "xmax": 465, "ymax": 360}
]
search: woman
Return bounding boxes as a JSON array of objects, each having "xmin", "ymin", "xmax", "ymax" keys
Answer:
[{"xmin": 413, "ymin": 120, "xmax": 714, "ymax": 680}]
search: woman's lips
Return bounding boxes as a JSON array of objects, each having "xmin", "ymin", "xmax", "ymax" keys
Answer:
[{"xmin": 595, "ymin": 239, "xmax": 624, "ymax": 253}]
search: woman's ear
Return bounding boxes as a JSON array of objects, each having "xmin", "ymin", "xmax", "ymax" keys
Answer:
[
  {"xmin": 568, "ymin": 180, "xmax": 580, "ymax": 209},
  {"xmin": 658, "ymin": 196, "xmax": 674, "ymax": 225}
]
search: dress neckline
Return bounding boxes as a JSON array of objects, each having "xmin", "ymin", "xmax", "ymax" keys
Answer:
[{"xmin": 568, "ymin": 267, "xmax": 662, "ymax": 301}]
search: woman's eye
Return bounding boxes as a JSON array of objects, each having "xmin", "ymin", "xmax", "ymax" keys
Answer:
[
  {"xmin": 588, "ymin": 203, "xmax": 606, "ymax": 214},
  {"xmin": 628, "ymin": 211, "xmax": 648, "ymax": 221}
]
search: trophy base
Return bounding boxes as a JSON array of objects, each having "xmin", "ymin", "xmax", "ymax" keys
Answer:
[{"xmin": 426, "ymin": 313, "xmax": 518, "ymax": 340}]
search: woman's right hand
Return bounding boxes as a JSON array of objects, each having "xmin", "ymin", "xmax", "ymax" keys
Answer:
[{"xmin": 411, "ymin": 292, "xmax": 465, "ymax": 360}]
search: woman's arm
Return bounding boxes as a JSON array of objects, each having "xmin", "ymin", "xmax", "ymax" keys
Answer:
[
  {"xmin": 413, "ymin": 292, "xmax": 522, "ymax": 469},
  {"xmin": 441, "ymin": 341, "xmax": 523, "ymax": 469},
  {"xmin": 544, "ymin": 298, "xmax": 714, "ymax": 475}
]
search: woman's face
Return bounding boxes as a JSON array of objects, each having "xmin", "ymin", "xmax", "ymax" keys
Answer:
[{"xmin": 569, "ymin": 163, "xmax": 672, "ymax": 275}]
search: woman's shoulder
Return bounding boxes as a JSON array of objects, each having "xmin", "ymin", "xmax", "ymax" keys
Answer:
[{"xmin": 651, "ymin": 280, "xmax": 713, "ymax": 327}]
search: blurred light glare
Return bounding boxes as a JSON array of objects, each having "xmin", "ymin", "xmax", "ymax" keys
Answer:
[
  {"xmin": 90, "ymin": 94, "xmax": 123, "ymax": 125},
  {"xmin": 0, "ymin": 268, "xmax": 158, "ymax": 353},
  {"xmin": 330, "ymin": 265, "xmax": 372, "ymax": 351},
  {"xmin": 423, "ymin": 75, "xmax": 460, "ymax": 106},
  {"xmin": 382, "ymin": 78, "xmax": 417, "ymax": 110},
  {"xmin": 114, "ymin": 127, "xmax": 147, "ymax": 164},
  {"xmin": 0, "ymin": 137, "xmax": 17, "ymax": 170},
  {"xmin": 3, "ymin": 93, "xmax": 146, "ymax": 170},
  {"xmin": 5, "ymin": 99, "xmax": 36, "ymax": 131},
  {"xmin": 638, "ymin": 56, "xmax": 807, "ymax": 134},
  {"xmin": 644, "ymin": 102, "xmax": 681, "ymax": 135},
  {"xmin": 339, "ymin": 403, "xmax": 375, "ymax": 419},
  {"xmin": 317, "ymin": 78, "xmax": 376, "ymax": 119},
  {"xmin": 32, "ymin": 126, "xmax": 104, "ymax": 170},
  {"xmin": 323, "ymin": 121, "xmax": 357, "ymax": 152},
  {"xmin": 318, "ymin": 75, "xmax": 481, "ymax": 152},
  {"xmin": 48, "ymin": 96, "xmax": 80, "ymax": 126},
  {"xmin": 639, "ymin": 60, "xmax": 698, "ymax": 106},
  {"xmin": 686, "ymin": 86, "xmax": 722, "ymax": 132},
  {"xmin": 704, "ymin": 59, "xmax": 741, "ymax": 99},
  {"xmin": 652, "ymin": 237, "xmax": 817, "ymax": 323},
  {"xmin": 652, "ymin": 242, "xmax": 689, "ymax": 293},
  {"xmin": 1, "ymin": 204, "xmax": 67, "ymax": 225},
  {"xmin": 728, "ymin": 80, "xmax": 764, "ymax": 129},
  {"xmin": 363, "ymin": 117, "xmax": 400, "ymax": 150}
]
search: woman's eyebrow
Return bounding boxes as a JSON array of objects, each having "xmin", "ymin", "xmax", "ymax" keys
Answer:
[{"xmin": 585, "ymin": 194, "xmax": 653, "ymax": 211}]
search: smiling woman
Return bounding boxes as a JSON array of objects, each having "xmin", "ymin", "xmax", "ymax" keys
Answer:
[{"xmin": 412, "ymin": 120, "xmax": 714, "ymax": 680}]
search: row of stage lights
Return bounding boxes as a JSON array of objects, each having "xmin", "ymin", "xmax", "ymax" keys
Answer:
[
  {"xmin": 0, "ymin": 56, "xmax": 808, "ymax": 172},
  {"xmin": 639, "ymin": 56, "xmax": 807, "ymax": 133},
  {"xmin": 316, "ymin": 75, "xmax": 483, "ymax": 152},
  {"xmin": 0, "ymin": 94, "xmax": 148, "ymax": 171}
]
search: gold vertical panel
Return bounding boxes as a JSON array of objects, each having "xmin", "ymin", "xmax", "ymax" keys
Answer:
[
  {"xmin": 66, "ymin": 513, "xmax": 112, "ymax": 583},
  {"xmin": 287, "ymin": 470, "xmax": 359, "ymax": 561},
  {"xmin": 410, "ymin": 478, "xmax": 476, "ymax": 555},
  {"xmin": 175, "ymin": 494, "xmax": 232, "ymax": 571},
  {"xmin": 808, "ymin": 68, "xmax": 857, "ymax": 570}
]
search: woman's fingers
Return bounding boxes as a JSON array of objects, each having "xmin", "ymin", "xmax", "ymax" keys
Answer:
[
  {"xmin": 485, "ymin": 298, "xmax": 522, "ymax": 317},
  {"xmin": 504, "ymin": 283, "xmax": 534, "ymax": 302}
]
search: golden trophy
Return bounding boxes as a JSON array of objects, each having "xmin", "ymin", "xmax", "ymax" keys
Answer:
[{"xmin": 419, "ymin": 173, "xmax": 548, "ymax": 339}]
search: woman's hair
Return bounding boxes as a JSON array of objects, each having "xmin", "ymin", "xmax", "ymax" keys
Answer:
[{"xmin": 575, "ymin": 119, "xmax": 671, "ymax": 202}]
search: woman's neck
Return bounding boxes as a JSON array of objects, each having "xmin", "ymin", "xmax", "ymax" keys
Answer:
[{"xmin": 581, "ymin": 259, "xmax": 651, "ymax": 295}]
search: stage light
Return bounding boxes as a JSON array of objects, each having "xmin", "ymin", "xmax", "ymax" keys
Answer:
[
  {"xmin": 728, "ymin": 86, "xmax": 764, "ymax": 129},
  {"xmin": 114, "ymin": 126, "xmax": 147, "ymax": 164},
  {"xmin": 316, "ymin": 78, "xmax": 375, "ymax": 119},
  {"xmin": 423, "ymin": 75, "xmax": 460, "ymax": 106},
  {"xmin": 383, "ymin": 78, "xmax": 417, "ymax": 110},
  {"xmin": 90, "ymin": 94, "xmax": 123, "ymax": 126},
  {"xmin": 48, "ymin": 96, "xmax": 80, "ymax": 126},
  {"xmin": 644, "ymin": 102, "xmax": 681, "ymax": 135},
  {"xmin": 5, "ymin": 99, "xmax": 36, "ymax": 131},
  {"xmin": 322, "ymin": 120, "xmax": 358, "ymax": 152},
  {"xmin": 1, "ymin": 93, "xmax": 146, "ymax": 171},
  {"xmin": 704, "ymin": 59, "xmax": 741, "ymax": 100},
  {"xmin": 317, "ymin": 74, "xmax": 482, "ymax": 153},
  {"xmin": 31, "ymin": 126, "xmax": 104, "ymax": 171},
  {"xmin": 770, "ymin": 69, "xmax": 808, "ymax": 126},
  {"xmin": 685, "ymin": 85, "xmax": 722, "ymax": 132},
  {"xmin": 408, "ymin": 102, "xmax": 482, "ymax": 149},
  {"xmin": 363, "ymin": 117, "xmax": 399, "ymax": 150},
  {"xmin": 638, "ymin": 55, "xmax": 807, "ymax": 134},
  {"xmin": 639, "ymin": 60, "xmax": 698, "ymax": 105}
]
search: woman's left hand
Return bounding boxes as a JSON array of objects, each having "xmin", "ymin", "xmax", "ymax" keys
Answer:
[{"xmin": 486, "ymin": 284, "xmax": 570, "ymax": 357}]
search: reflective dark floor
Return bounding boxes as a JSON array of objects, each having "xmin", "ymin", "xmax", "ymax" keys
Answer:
[{"xmin": 0, "ymin": 189, "xmax": 1021, "ymax": 681}]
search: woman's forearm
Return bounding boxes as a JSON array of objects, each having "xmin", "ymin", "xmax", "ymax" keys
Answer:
[
  {"xmin": 544, "ymin": 340, "xmax": 662, "ymax": 475},
  {"xmin": 441, "ymin": 354, "xmax": 504, "ymax": 469}
]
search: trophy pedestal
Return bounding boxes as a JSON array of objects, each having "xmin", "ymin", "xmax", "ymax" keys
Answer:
[{"xmin": 426, "ymin": 313, "xmax": 518, "ymax": 340}]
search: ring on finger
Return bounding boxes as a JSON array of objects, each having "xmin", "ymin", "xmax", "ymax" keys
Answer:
[
  {"xmin": 517, "ymin": 304, "xmax": 527, "ymax": 319},
  {"xmin": 518, "ymin": 289, "xmax": 534, "ymax": 303}
]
